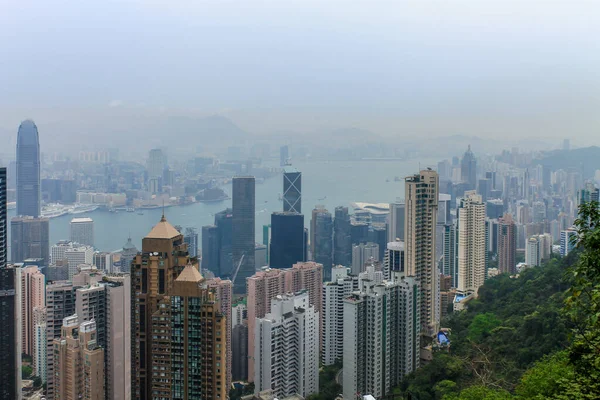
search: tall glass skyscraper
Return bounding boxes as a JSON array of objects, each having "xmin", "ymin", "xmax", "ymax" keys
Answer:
[
  {"xmin": 201, "ymin": 225, "xmax": 220, "ymax": 275},
  {"xmin": 232, "ymin": 177, "xmax": 255, "ymax": 294},
  {"xmin": 0, "ymin": 167, "xmax": 20, "ymax": 399},
  {"xmin": 311, "ymin": 207, "xmax": 333, "ymax": 279},
  {"xmin": 460, "ymin": 145, "xmax": 477, "ymax": 190},
  {"xmin": 283, "ymin": 168, "xmax": 301, "ymax": 213},
  {"xmin": 215, "ymin": 208, "xmax": 233, "ymax": 276},
  {"xmin": 0, "ymin": 168, "xmax": 6, "ymax": 268},
  {"xmin": 270, "ymin": 212, "xmax": 305, "ymax": 269},
  {"xmin": 17, "ymin": 120, "xmax": 41, "ymax": 217},
  {"xmin": 333, "ymin": 206, "xmax": 352, "ymax": 267}
]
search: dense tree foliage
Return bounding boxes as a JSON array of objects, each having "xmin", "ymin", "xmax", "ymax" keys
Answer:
[
  {"xmin": 21, "ymin": 365, "xmax": 33, "ymax": 380},
  {"xmin": 397, "ymin": 201, "xmax": 600, "ymax": 399},
  {"xmin": 307, "ymin": 361, "xmax": 343, "ymax": 400}
]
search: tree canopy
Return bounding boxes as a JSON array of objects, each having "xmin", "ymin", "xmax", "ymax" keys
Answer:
[{"xmin": 397, "ymin": 201, "xmax": 600, "ymax": 399}]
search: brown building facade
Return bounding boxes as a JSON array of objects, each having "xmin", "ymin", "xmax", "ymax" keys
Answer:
[
  {"xmin": 498, "ymin": 214, "xmax": 517, "ymax": 275},
  {"xmin": 53, "ymin": 315, "xmax": 104, "ymax": 400},
  {"xmin": 132, "ymin": 215, "xmax": 228, "ymax": 400}
]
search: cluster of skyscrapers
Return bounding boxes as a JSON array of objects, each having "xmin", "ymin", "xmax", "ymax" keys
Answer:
[{"xmin": 1, "ymin": 118, "xmax": 595, "ymax": 400}]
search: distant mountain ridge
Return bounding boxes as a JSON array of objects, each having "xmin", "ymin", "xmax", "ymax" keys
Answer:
[{"xmin": 534, "ymin": 146, "xmax": 600, "ymax": 177}]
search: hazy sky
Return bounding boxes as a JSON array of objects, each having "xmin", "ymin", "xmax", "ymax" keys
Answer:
[{"xmin": 1, "ymin": 0, "xmax": 599, "ymax": 144}]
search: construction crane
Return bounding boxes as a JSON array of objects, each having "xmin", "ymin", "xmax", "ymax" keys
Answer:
[{"xmin": 230, "ymin": 252, "xmax": 246, "ymax": 284}]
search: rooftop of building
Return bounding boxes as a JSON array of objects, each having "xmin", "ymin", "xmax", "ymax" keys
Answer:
[
  {"xmin": 439, "ymin": 193, "xmax": 451, "ymax": 201},
  {"xmin": 145, "ymin": 214, "xmax": 181, "ymax": 239},
  {"xmin": 176, "ymin": 262, "xmax": 204, "ymax": 283},
  {"xmin": 387, "ymin": 240, "xmax": 405, "ymax": 251},
  {"xmin": 71, "ymin": 217, "xmax": 93, "ymax": 223},
  {"xmin": 283, "ymin": 167, "xmax": 300, "ymax": 174},
  {"xmin": 351, "ymin": 202, "xmax": 390, "ymax": 214}
]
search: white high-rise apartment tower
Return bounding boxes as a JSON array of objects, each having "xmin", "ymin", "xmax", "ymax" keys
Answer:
[
  {"xmin": 405, "ymin": 169, "xmax": 439, "ymax": 337},
  {"xmin": 343, "ymin": 265, "xmax": 419, "ymax": 400},
  {"xmin": 351, "ymin": 242, "xmax": 379, "ymax": 275},
  {"xmin": 70, "ymin": 217, "xmax": 94, "ymax": 247},
  {"xmin": 322, "ymin": 265, "xmax": 358, "ymax": 366},
  {"xmin": 457, "ymin": 191, "xmax": 486, "ymax": 297},
  {"xmin": 526, "ymin": 236, "xmax": 541, "ymax": 267},
  {"xmin": 383, "ymin": 240, "xmax": 405, "ymax": 280},
  {"xmin": 254, "ymin": 291, "xmax": 320, "ymax": 399},
  {"xmin": 64, "ymin": 245, "xmax": 94, "ymax": 280}
]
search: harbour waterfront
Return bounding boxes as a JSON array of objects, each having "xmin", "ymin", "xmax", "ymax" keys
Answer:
[{"xmin": 8, "ymin": 158, "xmax": 436, "ymax": 256}]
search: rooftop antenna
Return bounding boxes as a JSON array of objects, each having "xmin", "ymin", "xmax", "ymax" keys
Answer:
[{"xmin": 161, "ymin": 200, "xmax": 166, "ymax": 221}]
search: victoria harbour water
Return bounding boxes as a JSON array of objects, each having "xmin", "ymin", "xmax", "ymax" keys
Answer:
[{"xmin": 8, "ymin": 158, "xmax": 437, "ymax": 254}]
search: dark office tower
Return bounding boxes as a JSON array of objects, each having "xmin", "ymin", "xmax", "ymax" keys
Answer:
[
  {"xmin": 351, "ymin": 221, "xmax": 369, "ymax": 245},
  {"xmin": 269, "ymin": 212, "xmax": 305, "ymax": 269},
  {"xmin": 232, "ymin": 177, "xmax": 255, "ymax": 294},
  {"xmin": 201, "ymin": 225, "xmax": 220, "ymax": 275},
  {"xmin": 0, "ymin": 267, "xmax": 19, "ymax": 400},
  {"xmin": 232, "ymin": 323, "xmax": 248, "ymax": 381},
  {"xmin": 498, "ymin": 214, "xmax": 517, "ymax": 275},
  {"xmin": 45, "ymin": 282, "xmax": 76, "ymax": 399},
  {"xmin": 485, "ymin": 171, "xmax": 497, "ymax": 190},
  {"xmin": 369, "ymin": 224, "xmax": 388, "ymax": 262},
  {"xmin": 280, "ymin": 145, "xmax": 289, "ymax": 167},
  {"xmin": 304, "ymin": 227, "xmax": 309, "ymax": 262},
  {"xmin": 0, "ymin": 167, "xmax": 19, "ymax": 400},
  {"xmin": 461, "ymin": 145, "xmax": 477, "ymax": 190},
  {"xmin": 478, "ymin": 178, "xmax": 491, "ymax": 202},
  {"xmin": 334, "ymin": 206, "xmax": 352, "ymax": 266},
  {"xmin": 0, "ymin": 168, "xmax": 5, "ymax": 268},
  {"xmin": 311, "ymin": 207, "xmax": 333, "ymax": 279},
  {"xmin": 17, "ymin": 120, "xmax": 41, "ymax": 217},
  {"xmin": 486, "ymin": 199, "xmax": 505, "ymax": 219},
  {"xmin": 542, "ymin": 166, "xmax": 551, "ymax": 192},
  {"xmin": 283, "ymin": 168, "xmax": 302, "ymax": 213},
  {"xmin": 437, "ymin": 160, "xmax": 451, "ymax": 181},
  {"xmin": 215, "ymin": 208, "xmax": 233, "ymax": 276},
  {"xmin": 11, "ymin": 216, "xmax": 50, "ymax": 265}
]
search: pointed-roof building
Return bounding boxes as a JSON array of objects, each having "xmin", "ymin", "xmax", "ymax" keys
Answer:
[
  {"xmin": 461, "ymin": 145, "xmax": 477, "ymax": 190},
  {"xmin": 145, "ymin": 214, "xmax": 181, "ymax": 240},
  {"xmin": 132, "ymin": 217, "xmax": 228, "ymax": 400},
  {"xmin": 175, "ymin": 262, "xmax": 204, "ymax": 284}
]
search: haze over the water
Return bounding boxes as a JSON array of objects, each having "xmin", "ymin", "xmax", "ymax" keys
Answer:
[{"xmin": 1, "ymin": 0, "xmax": 599, "ymax": 151}]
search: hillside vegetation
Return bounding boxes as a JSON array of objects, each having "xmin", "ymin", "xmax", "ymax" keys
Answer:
[{"xmin": 397, "ymin": 202, "xmax": 600, "ymax": 399}]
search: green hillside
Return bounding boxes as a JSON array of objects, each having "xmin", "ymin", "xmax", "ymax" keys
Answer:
[{"xmin": 396, "ymin": 202, "xmax": 600, "ymax": 399}]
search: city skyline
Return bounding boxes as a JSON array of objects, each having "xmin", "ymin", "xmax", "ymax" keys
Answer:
[{"xmin": 1, "ymin": 1, "xmax": 599, "ymax": 396}]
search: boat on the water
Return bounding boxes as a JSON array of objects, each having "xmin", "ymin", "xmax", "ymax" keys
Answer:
[{"xmin": 41, "ymin": 203, "xmax": 70, "ymax": 219}]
